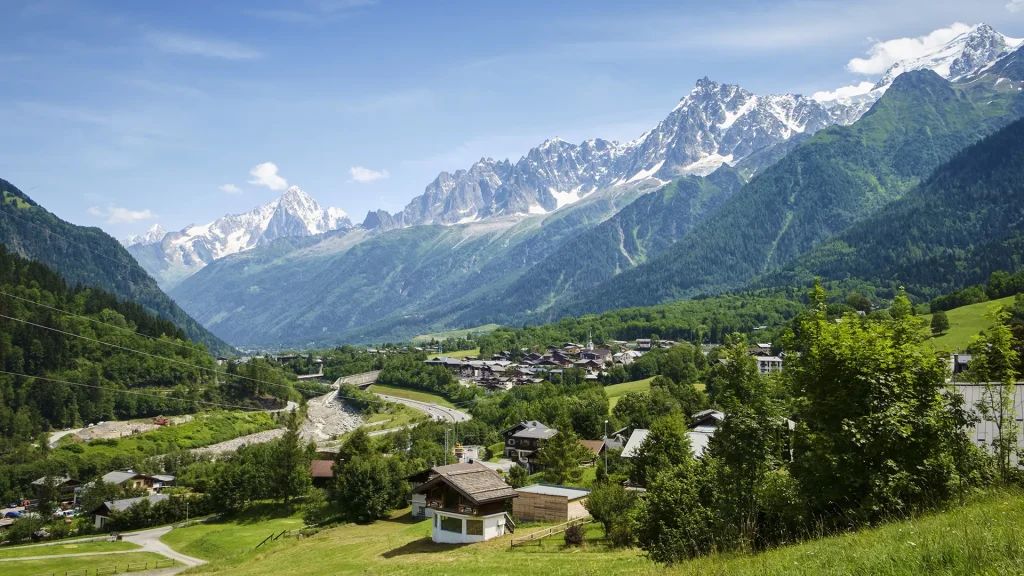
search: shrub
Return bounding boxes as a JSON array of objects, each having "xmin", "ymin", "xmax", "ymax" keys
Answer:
[{"xmin": 564, "ymin": 523, "xmax": 585, "ymax": 546}]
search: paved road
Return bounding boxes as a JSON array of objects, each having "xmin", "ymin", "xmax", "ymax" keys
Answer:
[
  {"xmin": 373, "ymin": 393, "xmax": 471, "ymax": 423},
  {"xmin": 123, "ymin": 525, "xmax": 205, "ymax": 568},
  {"xmin": 0, "ymin": 525, "xmax": 204, "ymax": 574}
]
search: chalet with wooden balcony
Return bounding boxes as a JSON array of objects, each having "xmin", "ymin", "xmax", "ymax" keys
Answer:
[{"xmin": 410, "ymin": 462, "xmax": 518, "ymax": 544}]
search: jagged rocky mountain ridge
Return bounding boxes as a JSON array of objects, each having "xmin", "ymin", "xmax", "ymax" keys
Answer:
[
  {"xmin": 365, "ymin": 24, "xmax": 1021, "ymax": 231},
  {"xmin": 126, "ymin": 186, "xmax": 351, "ymax": 288}
]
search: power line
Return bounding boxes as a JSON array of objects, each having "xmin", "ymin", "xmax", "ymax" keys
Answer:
[
  {"xmin": 0, "ymin": 369, "xmax": 262, "ymax": 412},
  {"xmin": 0, "ymin": 312, "xmax": 308, "ymax": 397},
  {"xmin": 0, "ymin": 288, "xmax": 203, "ymax": 355},
  {"xmin": 0, "ymin": 300, "xmax": 475, "ymax": 413}
]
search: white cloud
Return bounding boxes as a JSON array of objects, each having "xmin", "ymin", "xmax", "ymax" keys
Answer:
[
  {"xmin": 349, "ymin": 166, "xmax": 390, "ymax": 183},
  {"xmin": 846, "ymin": 23, "xmax": 973, "ymax": 75},
  {"xmin": 812, "ymin": 82, "xmax": 877, "ymax": 102},
  {"xmin": 1010, "ymin": 0, "xmax": 1024, "ymax": 12},
  {"xmin": 145, "ymin": 31, "xmax": 262, "ymax": 60},
  {"xmin": 248, "ymin": 162, "xmax": 289, "ymax": 190},
  {"xmin": 219, "ymin": 183, "xmax": 243, "ymax": 194},
  {"xmin": 88, "ymin": 205, "xmax": 156, "ymax": 224}
]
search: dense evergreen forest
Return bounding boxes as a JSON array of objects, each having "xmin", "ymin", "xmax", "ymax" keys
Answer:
[
  {"xmin": 759, "ymin": 116, "xmax": 1024, "ymax": 300},
  {"xmin": 0, "ymin": 244, "xmax": 304, "ymax": 433},
  {"xmin": 456, "ymin": 167, "xmax": 746, "ymax": 326},
  {"xmin": 554, "ymin": 70, "xmax": 1024, "ymax": 320},
  {"xmin": 0, "ymin": 180, "xmax": 232, "ymax": 355}
]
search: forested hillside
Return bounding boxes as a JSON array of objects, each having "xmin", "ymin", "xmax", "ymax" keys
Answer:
[
  {"xmin": 759, "ymin": 116, "xmax": 1024, "ymax": 298},
  {"xmin": 456, "ymin": 167, "xmax": 745, "ymax": 326},
  {"xmin": 0, "ymin": 179, "xmax": 232, "ymax": 355},
  {"xmin": 556, "ymin": 69, "xmax": 1024, "ymax": 318},
  {"xmin": 0, "ymin": 244, "xmax": 301, "ymax": 433}
]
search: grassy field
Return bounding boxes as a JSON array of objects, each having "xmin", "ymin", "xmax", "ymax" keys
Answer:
[
  {"xmin": 364, "ymin": 405, "xmax": 429, "ymax": 430},
  {"xmin": 165, "ymin": 488, "xmax": 1024, "ymax": 576},
  {"xmin": 413, "ymin": 325, "xmax": 500, "ymax": 343},
  {"xmin": 921, "ymin": 294, "xmax": 1017, "ymax": 352},
  {"xmin": 604, "ymin": 378, "xmax": 706, "ymax": 412},
  {"xmin": 445, "ymin": 348, "xmax": 482, "ymax": 359},
  {"xmin": 0, "ymin": 540, "xmax": 139, "ymax": 559},
  {"xmin": 0, "ymin": 552, "xmax": 166, "ymax": 576},
  {"xmin": 160, "ymin": 504, "xmax": 305, "ymax": 562},
  {"xmin": 368, "ymin": 384, "xmax": 456, "ymax": 408}
]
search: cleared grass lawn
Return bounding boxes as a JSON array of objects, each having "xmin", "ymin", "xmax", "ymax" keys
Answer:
[
  {"xmin": 1, "ymin": 552, "xmax": 166, "ymax": 576},
  {"xmin": 527, "ymin": 466, "xmax": 599, "ymax": 489},
  {"xmin": 368, "ymin": 384, "xmax": 455, "ymax": 408},
  {"xmin": 922, "ymin": 294, "xmax": 1017, "ymax": 352},
  {"xmin": 364, "ymin": 405, "xmax": 429, "ymax": 429},
  {"xmin": 0, "ymin": 540, "xmax": 139, "ymax": 559},
  {"xmin": 445, "ymin": 348, "xmax": 482, "ymax": 359},
  {"xmin": 170, "ymin": 489, "xmax": 1024, "ymax": 576},
  {"xmin": 605, "ymin": 378, "xmax": 706, "ymax": 411},
  {"xmin": 160, "ymin": 503, "xmax": 305, "ymax": 562}
]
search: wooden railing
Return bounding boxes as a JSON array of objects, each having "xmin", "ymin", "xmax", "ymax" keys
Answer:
[{"xmin": 509, "ymin": 517, "xmax": 590, "ymax": 547}]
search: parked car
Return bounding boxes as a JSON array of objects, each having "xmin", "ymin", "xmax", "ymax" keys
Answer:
[{"xmin": 4, "ymin": 511, "xmax": 23, "ymax": 518}]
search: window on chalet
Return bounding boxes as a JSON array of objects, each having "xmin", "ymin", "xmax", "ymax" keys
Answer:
[
  {"xmin": 440, "ymin": 515, "xmax": 463, "ymax": 533},
  {"xmin": 466, "ymin": 519, "xmax": 484, "ymax": 536}
]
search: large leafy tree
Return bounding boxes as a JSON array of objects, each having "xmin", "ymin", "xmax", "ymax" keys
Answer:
[
  {"xmin": 629, "ymin": 416, "xmax": 693, "ymax": 488},
  {"xmin": 711, "ymin": 334, "xmax": 785, "ymax": 546},
  {"xmin": 790, "ymin": 282, "xmax": 960, "ymax": 521}
]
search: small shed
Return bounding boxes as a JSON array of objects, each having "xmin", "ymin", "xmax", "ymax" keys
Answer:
[{"xmin": 513, "ymin": 484, "xmax": 590, "ymax": 523}]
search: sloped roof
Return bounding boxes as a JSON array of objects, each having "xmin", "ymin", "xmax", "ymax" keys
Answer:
[
  {"xmin": 506, "ymin": 420, "xmax": 557, "ymax": 440},
  {"xmin": 687, "ymin": 431, "xmax": 713, "ymax": 458},
  {"xmin": 516, "ymin": 484, "xmax": 590, "ymax": 501},
  {"xmin": 411, "ymin": 464, "xmax": 517, "ymax": 505},
  {"xmin": 621, "ymin": 429, "xmax": 650, "ymax": 458},
  {"xmin": 97, "ymin": 494, "xmax": 169, "ymax": 514},
  {"xmin": 309, "ymin": 460, "xmax": 335, "ymax": 478},
  {"xmin": 101, "ymin": 471, "xmax": 140, "ymax": 485},
  {"xmin": 580, "ymin": 440, "xmax": 606, "ymax": 456},
  {"xmin": 31, "ymin": 475, "xmax": 75, "ymax": 487}
]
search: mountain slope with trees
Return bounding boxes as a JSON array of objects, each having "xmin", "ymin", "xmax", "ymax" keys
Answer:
[
  {"xmin": 453, "ymin": 167, "xmax": 745, "ymax": 326},
  {"xmin": 758, "ymin": 115, "xmax": 1024, "ymax": 299},
  {"xmin": 0, "ymin": 179, "xmax": 232, "ymax": 355},
  {"xmin": 555, "ymin": 68, "xmax": 1024, "ymax": 318}
]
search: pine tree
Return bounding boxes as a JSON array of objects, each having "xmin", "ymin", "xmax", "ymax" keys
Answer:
[
  {"xmin": 536, "ymin": 414, "xmax": 591, "ymax": 485},
  {"xmin": 273, "ymin": 409, "xmax": 310, "ymax": 504}
]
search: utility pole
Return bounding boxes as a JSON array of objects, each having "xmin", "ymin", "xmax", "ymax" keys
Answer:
[{"xmin": 603, "ymin": 419, "xmax": 609, "ymax": 478}]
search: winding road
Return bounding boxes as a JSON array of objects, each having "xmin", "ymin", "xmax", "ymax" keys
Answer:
[{"xmin": 373, "ymin": 393, "xmax": 471, "ymax": 423}]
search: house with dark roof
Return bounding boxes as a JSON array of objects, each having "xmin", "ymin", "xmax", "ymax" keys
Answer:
[
  {"xmin": 91, "ymin": 494, "xmax": 169, "ymax": 529},
  {"xmin": 31, "ymin": 476, "xmax": 80, "ymax": 503},
  {"xmin": 410, "ymin": 462, "xmax": 518, "ymax": 543},
  {"xmin": 502, "ymin": 421, "xmax": 557, "ymax": 471},
  {"xmin": 99, "ymin": 470, "xmax": 174, "ymax": 493},
  {"xmin": 308, "ymin": 460, "xmax": 335, "ymax": 488}
]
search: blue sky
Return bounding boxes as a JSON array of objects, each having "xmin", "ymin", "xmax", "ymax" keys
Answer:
[{"xmin": 3, "ymin": 0, "xmax": 1024, "ymax": 238}]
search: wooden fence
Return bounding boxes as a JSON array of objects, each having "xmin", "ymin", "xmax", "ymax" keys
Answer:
[
  {"xmin": 509, "ymin": 517, "xmax": 591, "ymax": 548},
  {"xmin": 30, "ymin": 558, "xmax": 176, "ymax": 576}
]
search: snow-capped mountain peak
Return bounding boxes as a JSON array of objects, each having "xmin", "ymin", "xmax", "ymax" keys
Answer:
[
  {"xmin": 124, "ymin": 223, "xmax": 166, "ymax": 247},
  {"xmin": 873, "ymin": 23, "xmax": 1022, "ymax": 91},
  {"xmin": 125, "ymin": 188, "xmax": 351, "ymax": 288}
]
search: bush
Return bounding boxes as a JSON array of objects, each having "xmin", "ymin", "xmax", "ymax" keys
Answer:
[
  {"xmin": 608, "ymin": 523, "xmax": 635, "ymax": 548},
  {"xmin": 563, "ymin": 523, "xmax": 585, "ymax": 546}
]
